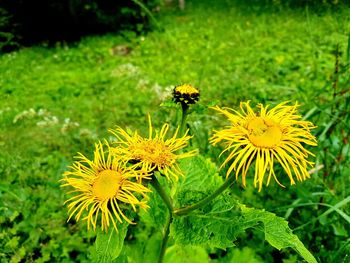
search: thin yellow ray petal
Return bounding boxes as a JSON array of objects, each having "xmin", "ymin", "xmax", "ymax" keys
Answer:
[
  {"xmin": 148, "ymin": 114, "xmax": 153, "ymax": 139},
  {"xmin": 241, "ymin": 148, "xmax": 257, "ymax": 186},
  {"xmin": 110, "ymin": 198, "xmax": 123, "ymax": 223}
]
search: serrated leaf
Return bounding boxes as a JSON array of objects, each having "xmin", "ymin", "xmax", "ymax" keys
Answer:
[
  {"xmin": 176, "ymin": 155, "xmax": 223, "ymax": 207},
  {"xmin": 240, "ymin": 205, "xmax": 317, "ymax": 263},
  {"xmin": 171, "ymin": 207, "xmax": 240, "ymax": 249},
  {"xmin": 172, "ymin": 204, "xmax": 317, "ymax": 262},
  {"xmin": 172, "ymin": 155, "xmax": 317, "ymax": 263},
  {"xmin": 92, "ymin": 222, "xmax": 129, "ymax": 263},
  {"xmin": 173, "ymin": 155, "xmax": 241, "ymax": 249}
]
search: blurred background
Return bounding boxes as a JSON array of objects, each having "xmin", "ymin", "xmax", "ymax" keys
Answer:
[{"xmin": 0, "ymin": 0, "xmax": 349, "ymax": 262}]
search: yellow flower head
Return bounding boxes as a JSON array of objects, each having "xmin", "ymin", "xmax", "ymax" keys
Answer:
[
  {"xmin": 61, "ymin": 141, "xmax": 151, "ymax": 232},
  {"xmin": 173, "ymin": 84, "xmax": 200, "ymax": 105},
  {"xmin": 109, "ymin": 115, "xmax": 197, "ymax": 181},
  {"xmin": 210, "ymin": 101, "xmax": 317, "ymax": 191}
]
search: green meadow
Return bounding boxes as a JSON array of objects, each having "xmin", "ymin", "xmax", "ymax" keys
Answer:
[{"xmin": 1, "ymin": 1, "xmax": 349, "ymax": 262}]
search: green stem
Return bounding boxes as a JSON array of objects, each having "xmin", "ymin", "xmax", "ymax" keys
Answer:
[
  {"xmin": 150, "ymin": 175, "xmax": 173, "ymax": 263},
  {"xmin": 158, "ymin": 212, "xmax": 172, "ymax": 263},
  {"xmin": 150, "ymin": 175, "xmax": 173, "ymax": 212},
  {"xmin": 180, "ymin": 102, "xmax": 189, "ymax": 136},
  {"xmin": 174, "ymin": 175, "xmax": 235, "ymax": 216}
]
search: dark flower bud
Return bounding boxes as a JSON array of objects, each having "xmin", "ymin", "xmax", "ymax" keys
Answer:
[{"xmin": 173, "ymin": 84, "xmax": 200, "ymax": 105}]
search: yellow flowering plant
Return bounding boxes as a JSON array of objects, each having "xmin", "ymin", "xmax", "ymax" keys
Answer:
[
  {"xmin": 109, "ymin": 115, "xmax": 197, "ymax": 182},
  {"xmin": 61, "ymin": 141, "xmax": 151, "ymax": 232},
  {"xmin": 61, "ymin": 85, "xmax": 318, "ymax": 263},
  {"xmin": 210, "ymin": 101, "xmax": 317, "ymax": 191}
]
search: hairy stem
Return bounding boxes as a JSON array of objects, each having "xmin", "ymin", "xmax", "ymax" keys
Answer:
[
  {"xmin": 174, "ymin": 175, "xmax": 235, "ymax": 216},
  {"xmin": 150, "ymin": 175, "xmax": 173, "ymax": 263},
  {"xmin": 158, "ymin": 212, "xmax": 172, "ymax": 263},
  {"xmin": 179, "ymin": 102, "xmax": 189, "ymax": 136},
  {"xmin": 150, "ymin": 175, "xmax": 173, "ymax": 212}
]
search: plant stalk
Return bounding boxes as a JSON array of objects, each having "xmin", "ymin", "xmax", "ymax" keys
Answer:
[
  {"xmin": 150, "ymin": 175, "xmax": 173, "ymax": 212},
  {"xmin": 179, "ymin": 102, "xmax": 189, "ymax": 136},
  {"xmin": 174, "ymin": 175, "xmax": 235, "ymax": 216},
  {"xmin": 158, "ymin": 212, "xmax": 172, "ymax": 263},
  {"xmin": 150, "ymin": 175, "xmax": 173, "ymax": 263}
]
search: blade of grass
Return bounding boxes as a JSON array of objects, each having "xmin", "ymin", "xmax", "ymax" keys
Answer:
[
  {"xmin": 347, "ymin": 33, "xmax": 350, "ymax": 63},
  {"xmin": 293, "ymin": 196, "xmax": 350, "ymax": 231}
]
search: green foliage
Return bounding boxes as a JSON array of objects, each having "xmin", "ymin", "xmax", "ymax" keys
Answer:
[
  {"xmin": 115, "ymin": 187, "xmax": 167, "ymax": 263},
  {"xmin": 92, "ymin": 222, "xmax": 129, "ymax": 263},
  {"xmin": 233, "ymin": 0, "xmax": 350, "ymax": 12},
  {"xmin": 220, "ymin": 247, "xmax": 264, "ymax": 263},
  {"xmin": 1, "ymin": 0, "xmax": 350, "ymax": 262},
  {"xmin": 171, "ymin": 156, "xmax": 316, "ymax": 263},
  {"xmin": 164, "ymin": 244, "xmax": 208, "ymax": 263},
  {"xmin": 175, "ymin": 156, "xmax": 223, "ymax": 207},
  {"xmin": 172, "ymin": 156, "xmax": 239, "ymax": 249},
  {"xmin": 240, "ymin": 206, "xmax": 316, "ymax": 263},
  {"xmin": 0, "ymin": 152, "xmax": 95, "ymax": 262},
  {"xmin": 0, "ymin": 8, "xmax": 18, "ymax": 52}
]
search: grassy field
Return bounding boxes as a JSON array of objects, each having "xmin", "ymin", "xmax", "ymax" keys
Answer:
[{"xmin": 1, "ymin": 0, "xmax": 350, "ymax": 262}]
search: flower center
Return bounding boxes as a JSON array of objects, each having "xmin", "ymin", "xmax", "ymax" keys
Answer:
[
  {"xmin": 92, "ymin": 170, "xmax": 122, "ymax": 200},
  {"xmin": 247, "ymin": 117, "xmax": 282, "ymax": 148},
  {"xmin": 175, "ymin": 84, "xmax": 199, "ymax": 95},
  {"xmin": 132, "ymin": 140, "xmax": 173, "ymax": 168}
]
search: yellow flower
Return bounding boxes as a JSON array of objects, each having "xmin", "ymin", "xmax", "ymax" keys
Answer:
[
  {"xmin": 109, "ymin": 116, "xmax": 197, "ymax": 181},
  {"xmin": 61, "ymin": 141, "xmax": 151, "ymax": 232},
  {"xmin": 173, "ymin": 84, "xmax": 200, "ymax": 105},
  {"xmin": 210, "ymin": 101, "xmax": 317, "ymax": 191}
]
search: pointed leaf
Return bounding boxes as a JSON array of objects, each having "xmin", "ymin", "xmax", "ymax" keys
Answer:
[{"xmin": 93, "ymin": 222, "xmax": 129, "ymax": 263}]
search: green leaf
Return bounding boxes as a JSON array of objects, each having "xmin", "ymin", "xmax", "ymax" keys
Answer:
[
  {"xmin": 172, "ymin": 155, "xmax": 317, "ymax": 263},
  {"xmin": 172, "ymin": 204, "xmax": 317, "ymax": 262},
  {"xmin": 139, "ymin": 176, "xmax": 168, "ymax": 228},
  {"xmin": 240, "ymin": 205, "xmax": 317, "ymax": 263},
  {"xmin": 172, "ymin": 155, "xmax": 241, "ymax": 249},
  {"xmin": 116, "ymin": 231, "xmax": 162, "ymax": 263},
  {"xmin": 164, "ymin": 244, "xmax": 208, "ymax": 263},
  {"xmin": 171, "ymin": 199, "xmax": 241, "ymax": 249},
  {"xmin": 92, "ymin": 222, "xmax": 129, "ymax": 263},
  {"xmin": 175, "ymin": 155, "xmax": 223, "ymax": 207},
  {"xmin": 224, "ymin": 247, "xmax": 264, "ymax": 263}
]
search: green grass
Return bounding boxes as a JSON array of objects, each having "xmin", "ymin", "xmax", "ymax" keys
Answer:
[{"xmin": 1, "ymin": 0, "xmax": 350, "ymax": 262}]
